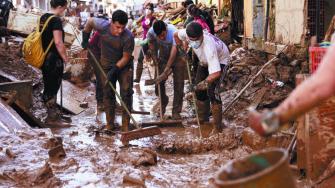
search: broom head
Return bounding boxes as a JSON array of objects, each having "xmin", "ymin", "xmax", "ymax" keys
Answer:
[{"xmin": 121, "ymin": 126, "xmax": 161, "ymax": 144}]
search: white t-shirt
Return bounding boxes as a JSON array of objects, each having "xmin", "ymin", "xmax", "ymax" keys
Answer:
[{"xmin": 178, "ymin": 29, "xmax": 230, "ymax": 74}]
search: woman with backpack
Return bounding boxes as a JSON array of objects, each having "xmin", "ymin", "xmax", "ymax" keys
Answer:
[
  {"xmin": 187, "ymin": 4, "xmax": 215, "ymax": 35},
  {"xmin": 40, "ymin": 0, "xmax": 70, "ymax": 126}
]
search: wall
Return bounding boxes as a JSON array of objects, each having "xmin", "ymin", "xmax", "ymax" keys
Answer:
[
  {"xmin": 275, "ymin": 0, "xmax": 306, "ymax": 44},
  {"xmin": 244, "ymin": 0, "xmax": 253, "ymax": 38}
]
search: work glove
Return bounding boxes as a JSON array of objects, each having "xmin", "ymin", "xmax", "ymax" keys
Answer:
[
  {"xmin": 248, "ymin": 108, "xmax": 280, "ymax": 137},
  {"xmin": 81, "ymin": 31, "xmax": 91, "ymax": 49},
  {"xmin": 195, "ymin": 80, "xmax": 209, "ymax": 91},
  {"xmin": 106, "ymin": 64, "xmax": 120, "ymax": 83},
  {"xmin": 155, "ymin": 68, "xmax": 171, "ymax": 84}
]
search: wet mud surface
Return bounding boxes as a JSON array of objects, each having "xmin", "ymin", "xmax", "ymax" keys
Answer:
[{"xmin": 0, "ymin": 41, "xmax": 306, "ymax": 187}]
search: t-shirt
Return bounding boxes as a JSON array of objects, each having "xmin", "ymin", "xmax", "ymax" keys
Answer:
[
  {"xmin": 141, "ymin": 16, "xmax": 155, "ymax": 39},
  {"xmin": 147, "ymin": 24, "xmax": 177, "ymax": 46},
  {"xmin": 40, "ymin": 13, "xmax": 64, "ymax": 57},
  {"xmin": 92, "ymin": 18, "xmax": 135, "ymax": 65},
  {"xmin": 178, "ymin": 29, "xmax": 230, "ymax": 74}
]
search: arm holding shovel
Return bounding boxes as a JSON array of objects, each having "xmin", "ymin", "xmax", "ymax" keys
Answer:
[{"xmin": 155, "ymin": 45, "xmax": 177, "ymax": 84}]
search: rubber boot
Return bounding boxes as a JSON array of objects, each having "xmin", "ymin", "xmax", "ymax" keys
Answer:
[
  {"xmin": 105, "ymin": 108, "xmax": 117, "ymax": 131},
  {"xmin": 171, "ymin": 113, "xmax": 182, "ymax": 120},
  {"xmin": 45, "ymin": 98, "xmax": 71, "ymax": 127},
  {"xmin": 121, "ymin": 113, "xmax": 130, "ymax": 132},
  {"xmin": 211, "ymin": 103, "xmax": 223, "ymax": 134},
  {"xmin": 95, "ymin": 103, "xmax": 105, "ymax": 123},
  {"xmin": 134, "ymin": 61, "xmax": 143, "ymax": 83},
  {"xmin": 196, "ymin": 100, "xmax": 210, "ymax": 123}
]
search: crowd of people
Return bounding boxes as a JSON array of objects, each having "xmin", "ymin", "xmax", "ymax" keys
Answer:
[{"xmin": 37, "ymin": 0, "xmax": 228, "ymax": 134}]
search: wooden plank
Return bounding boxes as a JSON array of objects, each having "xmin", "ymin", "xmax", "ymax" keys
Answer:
[{"xmin": 56, "ymin": 80, "xmax": 86, "ymax": 115}]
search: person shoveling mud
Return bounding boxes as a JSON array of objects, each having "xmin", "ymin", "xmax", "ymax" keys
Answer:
[
  {"xmin": 175, "ymin": 22, "xmax": 230, "ymax": 134},
  {"xmin": 81, "ymin": 10, "xmax": 134, "ymax": 132}
]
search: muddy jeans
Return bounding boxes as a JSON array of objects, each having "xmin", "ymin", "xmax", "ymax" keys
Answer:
[
  {"xmin": 102, "ymin": 61, "xmax": 134, "ymax": 125},
  {"xmin": 135, "ymin": 44, "xmax": 149, "ymax": 79},
  {"xmin": 195, "ymin": 64, "xmax": 225, "ymax": 104},
  {"xmin": 41, "ymin": 52, "xmax": 64, "ymax": 102},
  {"xmin": 155, "ymin": 56, "xmax": 185, "ymax": 115},
  {"xmin": 87, "ymin": 47, "xmax": 103, "ymax": 106}
]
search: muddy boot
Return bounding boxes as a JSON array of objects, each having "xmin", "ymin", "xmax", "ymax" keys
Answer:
[
  {"xmin": 196, "ymin": 100, "xmax": 210, "ymax": 123},
  {"xmin": 95, "ymin": 103, "xmax": 105, "ymax": 123},
  {"xmin": 134, "ymin": 61, "xmax": 143, "ymax": 83},
  {"xmin": 171, "ymin": 113, "xmax": 182, "ymax": 120},
  {"xmin": 211, "ymin": 103, "xmax": 223, "ymax": 134},
  {"xmin": 45, "ymin": 98, "xmax": 71, "ymax": 127},
  {"xmin": 121, "ymin": 114, "xmax": 130, "ymax": 132},
  {"xmin": 105, "ymin": 109, "xmax": 118, "ymax": 131}
]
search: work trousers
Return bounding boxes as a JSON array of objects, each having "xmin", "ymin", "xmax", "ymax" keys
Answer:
[
  {"xmin": 41, "ymin": 52, "xmax": 64, "ymax": 102},
  {"xmin": 100, "ymin": 60, "xmax": 134, "ymax": 124},
  {"xmin": 195, "ymin": 64, "xmax": 225, "ymax": 105},
  {"xmin": 135, "ymin": 44, "xmax": 149, "ymax": 79},
  {"xmin": 155, "ymin": 56, "xmax": 186, "ymax": 115}
]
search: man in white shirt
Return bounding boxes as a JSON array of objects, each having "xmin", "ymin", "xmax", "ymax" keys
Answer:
[{"xmin": 174, "ymin": 22, "xmax": 230, "ymax": 133}]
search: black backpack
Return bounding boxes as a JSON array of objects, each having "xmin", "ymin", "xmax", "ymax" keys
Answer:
[{"xmin": 200, "ymin": 10, "xmax": 215, "ymax": 34}]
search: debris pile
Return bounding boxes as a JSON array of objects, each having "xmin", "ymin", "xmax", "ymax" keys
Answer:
[{"xmin": 219, "ymin": 46, "xmax": 307, "ymax": 125}]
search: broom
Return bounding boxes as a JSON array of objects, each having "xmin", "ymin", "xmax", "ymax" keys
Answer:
[{"xmin": 71, "ymin": 26, "xmax": 161, "ymax": 144}]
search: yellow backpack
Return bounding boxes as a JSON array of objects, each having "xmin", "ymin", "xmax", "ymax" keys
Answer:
[{"xmin": 22, "ymin": 15, "xmax": 55, "ymax": 68}]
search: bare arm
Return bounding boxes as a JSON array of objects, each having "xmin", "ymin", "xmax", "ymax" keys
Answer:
[
  {"xmin": 83, "ymin": 17, "xmax": 95, "ymax": 33},
  {"xmin": 164, "ymin": 45, "xmax": 177, "ymax": 71},
  {"xmin": 206, "ymin": 71, "xmax": 221, "ymax": 83},
  {"xmin": 116, "ymin": 52, "xmax": 132, "ymax": 69},
  {"xmin": 274, "ymin": 45, "xmax": 335, "ymax": 124},
  {"xmin": 53, "ymin": 30, "xmax": 68, "ymax": 62}
]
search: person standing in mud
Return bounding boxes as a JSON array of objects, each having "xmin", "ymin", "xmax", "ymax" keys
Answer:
[
  {"xmin": 147, "ymin": 20, "xmax": 186, "ymax": 120},
  {"xmin": 40, "ymin": 0, "xmax": 70, "ymax": 126},
  {"xmin": 85, "ymin": 12, "xmax": 108, "ymax": 124},
  {"xmin": 174, "ymin": 22, "xmax": 230, "ymax": 133},
  {"xmin": 133, "ymin": 3, "xmax": 156, "ymax": 83},
  {"xmin": 81, "ymin": 10, "xmax": 135, "ymax": 131}
]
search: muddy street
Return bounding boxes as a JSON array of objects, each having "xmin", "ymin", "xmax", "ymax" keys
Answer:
[{"xmin": 0, "ymin": 40, "xmax": 255, "ymax": 187}]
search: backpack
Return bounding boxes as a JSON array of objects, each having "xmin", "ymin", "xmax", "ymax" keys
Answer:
[
  {"xmin": 22, "ymin": 15, "xmax": 55, "ymax": 68},
  {"xmin": 200, "ymin": 10, "xmax": 215, "ymax": 34}
]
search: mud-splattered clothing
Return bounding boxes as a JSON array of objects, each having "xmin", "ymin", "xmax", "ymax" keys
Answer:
[
  {"xmin": 90, "ymin": 18, "xmax": 135, "ymax": 127},
  {"xmin": 147, "ymin": 24, "xmax": 186, "ymax": 115}
]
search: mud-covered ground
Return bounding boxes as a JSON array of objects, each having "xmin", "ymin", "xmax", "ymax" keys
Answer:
[{"xmin": 0, "ymin": 38, "xmax": 307, "ymax": 187}]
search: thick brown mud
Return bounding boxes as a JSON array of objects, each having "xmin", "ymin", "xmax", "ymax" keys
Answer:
[{"xmin": 0, "ymin": 39, "xmax": 304, "ymax": 187}]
